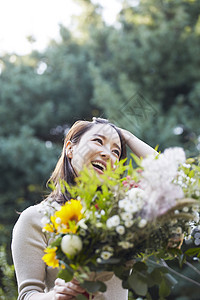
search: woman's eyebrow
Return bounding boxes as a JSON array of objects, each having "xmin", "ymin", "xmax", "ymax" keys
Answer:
[
  {"xmin": 92, "ymin": 134, "xmax": 121, "ymax": 151},
  {"xmin": 113, "ymin": 143, "xmax": 121, "ymax": 151},
  {"xmin": 92, "ymin": 134, "xmax": 106, "ymax": 140}
]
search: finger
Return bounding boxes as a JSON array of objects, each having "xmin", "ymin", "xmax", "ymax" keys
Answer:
[
  {"xmin": 54, "ymin": 285, "xmax": 78, "ymax": 297},
  {"xmin": 65, "ymin": 282, "xmax": 85, "ymax": 293},
  {"xmin": 54, "ymin": 278, "xmax": 86, "ymax": 294},
  {"xmin": 69, "ymin": 282, "xmax": 86, "ymax": 293},
  {"xmin": 55, "ymin": 278, "xmax": 66, "ymax": 286},
  {"xmin": 71, "ymin": 278, "xmax": 79, "ymax": 284}
]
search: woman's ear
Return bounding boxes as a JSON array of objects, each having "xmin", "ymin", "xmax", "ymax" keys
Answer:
[{"xmin": 65, "ymin": 141, "xmax": 73, "ymax": 159}]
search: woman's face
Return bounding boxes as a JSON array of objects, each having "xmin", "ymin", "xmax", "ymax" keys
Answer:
[{"xmin": 67, "ymin": 124, "xmax": 122, "ymax": 175}]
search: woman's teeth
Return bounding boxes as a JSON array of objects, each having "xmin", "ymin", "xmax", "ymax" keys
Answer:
[{"xmin": 92, "ymin": 161, "xmax": 106, "ymax": 171}]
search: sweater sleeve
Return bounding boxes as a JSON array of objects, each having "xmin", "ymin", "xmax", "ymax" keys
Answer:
[{"xmin": 11, "ymin": 205, "xmax": 49, "ymax": 300}]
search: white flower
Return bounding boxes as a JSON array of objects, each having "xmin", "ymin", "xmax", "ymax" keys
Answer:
[
  {"xmin": 55, "ymin": 217, "xmax": 61, "ymax": 224},
  {"xmin": 170, "ymin": 219, "xmax": 177, "ymax": 225},
  {"xmin": 61, "ymin": 235, "xmax": 82, "ymax": 256},
  {"xmin": 182, "ymin": 163, "xmax": 190, "ymax": 168},
  {"xmin": 124, "ymin": 201, "xmax": 139, "ymax": 213},
  {"xmin": 190, "ymin": 178, "xmax": 196, "ymax": 184},
  {"xmin": 138, "ymin": 219, "xmax": 147, "ymax": 228},
  {"xmin": 194, "ymin": 239, "xmax": 200, "ymax": 246},
  {"xmin": 51, "ymin": 201, "xmax": 61, "ymax": 211},
  {"xmin": 163, "ymin": 147, "xmax": 186, "ymax": 165},
  {"xmin": 79, "ymin": 229, "xmax": 86, "ymax": 236},
  {"xmin": 120, "ymin": 212, "xmax": 133, "ymax": 221},
  {"xmin": 41, "ymin": 216, "xmax": 49, "ymax": 226},
  {"xmin": 95, "ymin": 211, "xmax": 101, "ymax": 218},
  {"xmin": 126, "ymin": 232, "xmax": 134, "ymax": 240},
  {"xmin": 126, "ymin": 188, "xmax": 146, "ymax": 202},
  {"xmin": 192, "ymin": 205, "xmax": 199, "ymax": 212},
  {"xmin": 103, "ymin": 245, "xmax": 114, "ymax": 252},
  {"xmin": 195, "ymin": 191, "xmax": 200, "ymax": 197},
  {"xmin": 118, "ymin": 241, "xmax": 134, "ymax": 249},
  {"xmin": 116, "ymin": 225, "xmax": 125, "ymax": 235},
  {"xmin": 106, "ymin": 215, "xmax": 120, "ymax": 228},
  {"xmin": 193, "ymin": 211, "xmax": 199, "ymax": 223},
  {"xmin": 175, "ymin": 227, "xmax": 182, "ymax": 234},
  {"xmin": 101, "ymin": 251, "xmax": 112, "ymax": 260},
  {"xmin": 118, "ymin": 198, "xmax": 129, "ymax": 208},
  {"xmin": 77, "ymin": 219, "xmax": 88, "ymax": 230},
  {"xmin": 125, "ymin": 220, "xmax": 134, "ymax": 228},
  {"xmin": 183, "ymin": 207, "xmax": 189, "ymax": 212}
]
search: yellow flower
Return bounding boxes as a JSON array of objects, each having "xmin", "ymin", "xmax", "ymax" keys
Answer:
[
  {"xmin": 42, "ymin": 247, "xmax": 59, "ymax": 268},
  {"xmin": 43, "ymin": 216, "xmax": 59, "ymax": 233},
  {"xmin": 55, "ymin": 200, "xmax": 83, "ymax": 233}
]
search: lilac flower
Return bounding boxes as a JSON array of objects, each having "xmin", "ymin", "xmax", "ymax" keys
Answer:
[{"xmin": 140, "ymin": 147, "xmax": 185, "ymax": 220}]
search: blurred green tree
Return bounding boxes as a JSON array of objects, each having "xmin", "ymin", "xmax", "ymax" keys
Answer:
[
  {"xmin": 0, "ymin": 245, "xmax": 18, "ymax": 299},
  {"xmin": 88, "ymin": 0, "xmax": 200, "ymax": 156}
]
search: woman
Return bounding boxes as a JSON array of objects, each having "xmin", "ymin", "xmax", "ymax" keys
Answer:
[{"xmin": 12, "ymin": 117, "xmax": 157, "ymax": 300}]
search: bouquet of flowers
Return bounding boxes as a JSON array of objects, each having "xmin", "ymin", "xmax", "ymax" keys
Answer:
[{"xmin": 40, "ymin": 147, "xmax": 200, "ymax": 299}]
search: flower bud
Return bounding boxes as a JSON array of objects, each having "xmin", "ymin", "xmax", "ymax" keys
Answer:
[{"xmin": 61, "ymin": 235, "xmax": 82, "ymax": 256}]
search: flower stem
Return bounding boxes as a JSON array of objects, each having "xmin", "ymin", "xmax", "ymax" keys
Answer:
[
  {"xmin": 89, "ymin": 293, "xmax": 93, "ymax": 300},
  {"xmin": 185, "ymin": 261, "xmax": 200, "ymax": 276},
  {"xmin": 148, "ymin": 259, "xmax": 200, "ymax": 288}
]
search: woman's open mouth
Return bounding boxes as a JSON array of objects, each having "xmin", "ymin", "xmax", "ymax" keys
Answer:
[{"xmin": 91, "ymin": 161, "xmax": 106, "ymax": 174}]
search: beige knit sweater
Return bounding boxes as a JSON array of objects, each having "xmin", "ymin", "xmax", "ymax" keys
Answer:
[{"xmin": 12, "ymin": 204, "xmax": 128, "ymax": 300}]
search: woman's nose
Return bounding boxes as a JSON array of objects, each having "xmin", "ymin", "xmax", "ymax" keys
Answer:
[{"xmin": 100, "ymin": 150, "xmax": 111, "ymax": 160}]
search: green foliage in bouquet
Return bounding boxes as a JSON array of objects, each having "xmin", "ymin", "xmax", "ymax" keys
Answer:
[{"xmin": 41, "ymin": 148, "xmax": 200, "ymax": 299}]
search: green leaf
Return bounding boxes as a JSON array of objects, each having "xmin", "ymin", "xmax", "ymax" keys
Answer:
[
  {"xmin": 128, "ymin": 272, "xmax": 148, "ymax": 296},
  {"xmin": 98, "ymin": 281, "xmax": 107, "ymax": 292},
  {"xmin": 185, "ymin": 247, "xmax": 200, "ymax": 257},
  {"xmin": 81, "ymin": 280, "xmax": 107, "ymax": 293},
  {"xmin": 57, "ymin": 268, "xmax": 73, "ymax": 282},
  {"xmin": 150, "ymin": 269, "xmax": 162, "ymax": 285},
  {"xmin": 189, "ymin": 169, "xmax": 195, "ymax": 178},
  {"xmin": 51, "ymin": 237, "xmax": 62, "ymax": 247},
  {"xmin": 159, "ymin": 277, "xmax": 171, "ymax": 298},
  {"xmin": 130, "ymin": 153, "xmax": 142, "ymax": 167},
  {"xmin": 76, "ymin": 295, "xmax": 88, "ymax": 300},
  {"xmin": 146, "ymin": 273, "xmax": 156, "ymax": 287},
  {"xmin": 133, "ymin": 261, "xmax": 148, "ymax": 271},
  {"xmin": 113, "ymin": 265, "xmax": 126, "ymax": 279}
]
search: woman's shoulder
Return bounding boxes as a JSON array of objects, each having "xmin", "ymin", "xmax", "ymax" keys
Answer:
[
  {"xmin": 13, "ymin": 203, "xmax": 45, "ymax": 235},
  {"xmin": 13, "ymin": 200, "xmax": 60, "ymax": 232},
  {"xmin": 18, "ymin": 203, "xmax": 43, "ymax": 221}
]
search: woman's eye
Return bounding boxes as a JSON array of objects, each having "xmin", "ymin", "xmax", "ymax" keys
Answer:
[
  {"xmin": 113, "ymin": 149, "xmax": 120, "ymax": 157},
  {"xmin": 93, "ymin": 138, "xmax": 103, "ymax": 145}
]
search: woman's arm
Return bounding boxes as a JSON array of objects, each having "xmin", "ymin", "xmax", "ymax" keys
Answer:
[
  {"xmin": 120, "ymin": 128, "xmax": 157, "ymax": 158},
  {"xmin": 29, "ymin": 290, "xmax": 54, "ymax": 300},
  {"xmin": 11, "ymin": 205, "xmax": 86, "ymax": 300}
]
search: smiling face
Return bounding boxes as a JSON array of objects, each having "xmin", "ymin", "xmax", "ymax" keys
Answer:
[{"xmin": 66, "ymin": 123, "xmax": 122, "ymax": 176}]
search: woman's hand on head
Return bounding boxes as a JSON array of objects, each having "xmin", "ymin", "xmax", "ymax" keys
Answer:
[
  {"xmin": 54, "ymin": 278, "xmax": 86, "ymax": 299},
  {"xmin": 117, "ymin": 126, "xmax": 157, "ymax": 158},
  {"xmin": 117, "ymin": 127, "xmax": 132, "ymax": 145}
]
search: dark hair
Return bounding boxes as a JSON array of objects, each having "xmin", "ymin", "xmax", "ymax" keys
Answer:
[{"xmin": 47, "ymin": 118, "xmax": 126, "ymax": 203}]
